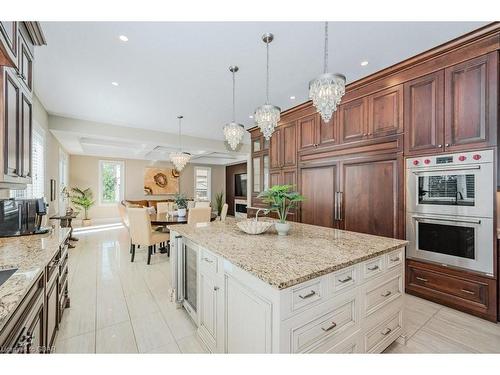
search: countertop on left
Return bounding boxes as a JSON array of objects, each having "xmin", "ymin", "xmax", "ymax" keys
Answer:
[{"xmin": 0, "ymin": 227, "xmax": 70, "ymax": 332}]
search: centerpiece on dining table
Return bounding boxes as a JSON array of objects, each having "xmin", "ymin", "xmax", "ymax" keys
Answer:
[{"xmin": 174, "ymin": 193, "xmax": 188, "ymax": 217}]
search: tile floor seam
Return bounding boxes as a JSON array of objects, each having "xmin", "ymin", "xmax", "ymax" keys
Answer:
[{"xmin": 405, "ymin": 303, "xmax": 442, "ymax": 341}]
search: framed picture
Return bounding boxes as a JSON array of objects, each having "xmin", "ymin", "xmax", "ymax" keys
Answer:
[{"xmin": 144, "ymin": 167, "xmax": 179, "ymax": 195}]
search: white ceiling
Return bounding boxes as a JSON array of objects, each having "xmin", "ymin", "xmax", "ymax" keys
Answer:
[{"xmin": 35, "ymin": 21, "xmax": 488, "ymax": 144}]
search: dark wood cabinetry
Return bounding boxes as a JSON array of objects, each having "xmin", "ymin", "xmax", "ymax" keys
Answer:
[
  {"xmin": 444, "ymin": 52, "xmax": 498, "ymax": 152},
  {"xmin": 299, "ymin": 165, "xmax": 336, "ymax": 228},
  {"xmin": 3, "ymin": 68, "xmax": 21, "ymax": 180},
  {"xmin": 0, "ymin": 21, "xmax": 18, "ymax": 67},
  {"xmin": 404, "ymin": 71, "xmax": 444, "ymax": 155},
  {"xmin": 339, "ymin": 97, "xmax": 367, "ymax": 143},
  {"xmin": 407, "ymin": 259, "xmax": 497, "ymax": 322},
  {"xmin": 18, "ymin": 33, "xmax": 33, "ymax": 92},
  {"xmin": 341, "ymin": 154, "xmax": 403, "ymax": 239},
  {"xmin": 368, "ymin": 85, "xmax": 403, "ymax": 138}
]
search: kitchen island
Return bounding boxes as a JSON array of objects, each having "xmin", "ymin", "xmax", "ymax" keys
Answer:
[{"xmin": 169, "ymin": 218, "xmax": 408, "ymax": 353}]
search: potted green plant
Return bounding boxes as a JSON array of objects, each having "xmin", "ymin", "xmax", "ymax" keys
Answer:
[
  {"xmin": 174, "ymin": 193, "xmax": 188, "ymax": 217},
  {"xmin": 71, "ymin": 187, "xmax": 95, "ymax": 226},
  {"xmin": 214, "ymin": 191, "xmax": 224, "ymax": 218},
  {"xmin": 258, "ymin": 184, "xmax": 305, "ymax": 235}
]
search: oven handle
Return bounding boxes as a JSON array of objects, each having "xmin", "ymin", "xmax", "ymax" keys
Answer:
[
  {"xmin": 411, "ymin": 165, "xmax": 481, "ymax": 174},
  {"xmin": 412, "ymin": 215, "xmax": 481, "ymax": 225}
]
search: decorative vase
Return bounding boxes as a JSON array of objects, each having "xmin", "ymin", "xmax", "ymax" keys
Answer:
[
  {"xmin": 178, "ymin": 208, "xmax": 187, "ymax": 217},
  {"xmin": 275, "ymin": 222, "xmax": 290, "ymax": 236}
]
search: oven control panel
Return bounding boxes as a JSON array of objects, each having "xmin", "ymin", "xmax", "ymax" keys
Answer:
[{"xmin": 407, "ymin": 150, "xmax": 493, "ymax": 169}]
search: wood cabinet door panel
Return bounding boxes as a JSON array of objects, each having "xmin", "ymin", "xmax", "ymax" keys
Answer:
[
  {"xmin": 270, "ymin": 169, "xmax": 281, "ymax": 187},
  {"xmin": 4, "ymin": 69, "xmax": 20, "ymax": 178},
  {"xmin": 342, "ymin": 156, "xmax": 402, "ymax": 239},
  {"xmin": 0, "ymin": 22, "xmax": 18, "ymax": 65},
  {"xmin": 46, "ymin": 274, "xmax": 58, "ymax": 348},
  {"xmin": 21, "ymin": 91, "xmax": 32, "ymax": 180},
  {"xmin": 368, "ymin": 85, "xmax": 403, "ymax": 138},
  {"xmin": 18, "ymin": 34, "xmax": 33, "ymax": 92},
  {"xmin": 282, "ymin": 122, "xmax": 297, "ymax": 167},
  {"xmin": 339, "ymin": 98, "xmax": 367, "ymax": 143},
  {"xmin": 298, "ymin": 114, "xmax": 318, "ymax": 150},
  {"xmin": 199, "ymin": 272, "xmax": 218, "ymax": 350},
  {"xmin": 318, "ymin": 112, "xmax": 338, "ymax": 147},
  {"xmin": 444, "ymin": 52, "xmax": 497, "ymax": 150},
  {"xmin": 404, "ymin": 71, "xmax": 444, "ymax": 155},
  {"xmin": 269, "ymin": 129, "xmax": 281, "ymax": 169},
  {"xmin": 300, "ymin": 165, "xmax": 336, "ymax": 228}
]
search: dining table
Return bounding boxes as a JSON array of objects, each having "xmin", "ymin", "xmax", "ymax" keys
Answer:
[{"xmin": 149, "ymin": 211, "xmax": 218, "ymax": 253}]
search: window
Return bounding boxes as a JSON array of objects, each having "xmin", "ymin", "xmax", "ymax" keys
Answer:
[
  {"xmin": 99, "ymin": 160, "xmax": 125, "ymax": 204},
  {"xmin": 194, "ymin": 166, "xmax": 211, "ymax": 201},
  {"xmin": 10, "ymin": 127, "xmax": 45, "ymax": 199}
]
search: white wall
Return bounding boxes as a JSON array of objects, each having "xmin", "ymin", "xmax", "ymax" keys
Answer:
[{"xmin": 69, "ymin": 155, "xmax": 226, "ymax": 219}]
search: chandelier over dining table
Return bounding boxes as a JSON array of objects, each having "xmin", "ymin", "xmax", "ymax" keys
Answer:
[
  {"xmin": 169, "ymin": 115, "xmax": 191, "ymax": 172},
  {"xmin": 223, "ymin": 65, "xmax": 245, "ymax": 150}
]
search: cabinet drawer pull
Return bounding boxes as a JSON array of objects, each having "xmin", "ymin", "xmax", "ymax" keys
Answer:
[
  {"xmin": 214, "ymin": 286, "xmax": 219, "ymax": 291},
  {"xmin": 381, "ymin": 290, "xmax": 392, "ymax": 297},
  {"xmin": 338, "ymin": 275, "xmax": 352, "ymax": 283},
  {"xmin": 202, "ymin": 257, "xmax": 214, "ymax": 264},
  {"xmin": 381, "ymin": 328, "xmax": 392, "ymax": 336},
  {"xmin": 298, "ymin": 290, "xmax": 316, "ymax": 299},
  {"xmin": 321, "ymin": 321, "xmax": 337, "ymax": 332},
  {"xmin": 416, "ymin": 277, "xmax": 428, "ymax": 282},
  {"xmin": 390, "ymin": 256, "xmax": 400, "ymax": 262},
  {"xmin": 367, "ymin": 265, "xmax": 379, "ymax": 271},
  {"xmin": 461, "ymin": 289, "xmax": 475, "ymax": 295}
]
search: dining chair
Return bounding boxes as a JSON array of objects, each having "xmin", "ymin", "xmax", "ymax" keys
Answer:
[
  {"xmin": 127, "ymin": 207, "xmax": 169, "ymax": 264},
  {"xmin": 187, "ymin": 200, "xmax": 196, "ymax": 209},
  {"xmin": 220, "ymin": 203, "xmax": 228, "ymax": 221},
  {"xmin": 157, "ymin": 202, "xmax": 171, "ymax": 214},
  {"xmin": 187, "ymin": 207, "xmax": 211, "ymax": 224},
  {"xmin": 195, "ymin": 201, "xmax": 211, "ymax": 208},
  {"xmin": 117, "ymin": 203, "xmax": 129, "ymax": 228}
]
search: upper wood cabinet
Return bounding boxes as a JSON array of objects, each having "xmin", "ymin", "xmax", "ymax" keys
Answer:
[
  {"xmin": 0, "ymin": 22, "xmax": 18, "ymax": 67},
  {"xmin": 339, "ymin": 97, "xmax": 367, "ymax": 143},
  {"xmin": 3, "ymin": 68, "xmax": 21, "ymax": 181},
  {"xmin": 21, "ymin": 91, "xmax": 32, "ymax": 179},
  {"xmin": 298, "ymin": 112, "xmax": 339, "ymax": 151},
  {"xmin": 404, "ymin": 71, "xmax": 444, "ymax": 155},
  {"xmin": 444, "ymin": 52, "xmax": 497, "ymax": 152},
  {"xmin": 18, "ymin": 33, "xmax": 33, "ymax": 92},
  {"xmin": 368, "ymin": 85, "xmax": 403, "ymax": 137},
  {"xmin": 404, "ymin": 52, "xmax": 497, "ymax": 156},
  {"xmin": 269, "ymin": 121, "xmax": 297, "ymax": 169}
]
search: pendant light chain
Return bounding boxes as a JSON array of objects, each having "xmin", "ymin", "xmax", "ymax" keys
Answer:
[
  {"xmin": 178, "ymin": 116, "xmax": 182, "ymax": 151},
  {"xmin": 232, "ymin": 70, "xmax": 236, "ymax": 122},
  {"xmin": 323, "ymin": 21, "xmax": 328, "ymax": 74},
  {"xmin": 266, "ymin": 40, "xmax": 270, "ymax": 104}
]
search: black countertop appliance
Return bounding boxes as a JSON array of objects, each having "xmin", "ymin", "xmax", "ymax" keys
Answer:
[{"xmin": 0, "ymin": 198, "xmax": 49, "ymax": 237}]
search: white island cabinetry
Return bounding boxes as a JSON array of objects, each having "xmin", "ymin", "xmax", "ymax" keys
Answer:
[{"xmin": 170, "ymin": 220, "xmax": 406, "ymax": 354}]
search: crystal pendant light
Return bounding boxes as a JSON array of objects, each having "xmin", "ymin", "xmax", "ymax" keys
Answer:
[
  {"xmin": 223, "ymin": 66, "xmax": 245, "ymax": 150},
  {"xmin": 254, "ymin": 33, "xmax": 280, "ymax": 140},
  {"xmin": 169, "ymin": 115, "xmax": 191, "ymax": 172},
  {"xmin": 309, "ymin": 22, "xmax": 346, "ymax": 123}
]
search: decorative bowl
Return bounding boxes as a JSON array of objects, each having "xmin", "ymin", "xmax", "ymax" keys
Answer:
[{"xmin": 236, "ymin": 220, "xmax": 273, "ymax": 235}]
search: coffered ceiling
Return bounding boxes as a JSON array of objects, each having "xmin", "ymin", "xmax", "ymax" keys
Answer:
[{"xmin": 35, "ymin": 21, "xmax": 488, "ymax": 145}]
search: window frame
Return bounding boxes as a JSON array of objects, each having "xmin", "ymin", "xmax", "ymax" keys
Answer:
[
  {"xmin": 98, "ymin": 160, "xmax": 125, "ymax": 206},
  {"xmin": 194, "ymin": 166, "xmax": 211, "ymax": 202}
]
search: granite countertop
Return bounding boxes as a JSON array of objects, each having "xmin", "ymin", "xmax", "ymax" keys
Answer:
[
  {"xmin": 169, "ymin": 218, "xmax": 408, "ymax": 290},
  {"xmin": 0, "ymin": 227, "xmax": 70, "ymax": 332}
]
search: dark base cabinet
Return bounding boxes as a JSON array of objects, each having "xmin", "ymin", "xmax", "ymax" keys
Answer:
[
  {"xmin": 0, "ymin": 239, "xmax": 70, "ymax": 353},
  {"xmin": 406, "ymin": 259, "xmax": 497, "ymax": 322}
]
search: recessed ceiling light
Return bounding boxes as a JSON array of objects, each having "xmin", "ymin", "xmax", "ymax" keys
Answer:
[
  {"xmin": 119, "ymin": 35, "xmax": 128, "ymax": 42},
  {"xmin": 111, "ymin": 81, "xmax": 119, "ymax": 86},
  {"xmin": 361, "ymin": 61, "xmax": 369, "ymax": 66},
  {"xmin": 249, "ymin": 115, "xmax": 254, "ymax": 119},
  {"xmin": 290, "ymin": 96, "xmax": 296, "ymax": 100}
]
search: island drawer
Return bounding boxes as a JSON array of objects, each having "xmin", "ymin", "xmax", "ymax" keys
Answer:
[
  {"xmin": 364, "ymin": 309, "xmax": 402, "ymax": 353},
  {"xmin": 361, "ymin": 256, "xmax": 384, "ymax": 281},
  {"xmin": 200, "ymin": 248, "xmax": 218, "ymax": 274},
  {"xmin": 364, "ymin": 271, "xmax": 403, "ymax": 317},
  {"xmin": 308, "ymin": 329, "xmax": 362, "ymax": 353},
  {"xmin": 291, "ymin": 280, "xmax": 322, "ymax": 312},
  {"xmin": 386, "ymin": 249, "xmax": 403, "ymax": 269},
  {"xmin": 288, "ymin": 295, "xmax": 358, "ymax": 353},
  {"xmin": 331, "ymin": 266, "xmax": 357, "ymax": 293}
]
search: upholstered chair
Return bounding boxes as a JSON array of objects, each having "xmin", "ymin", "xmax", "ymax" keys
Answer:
[
  {"xmin": 187, "ymin": 207, "xmax": 211, "ymax": 225},
  {"xmin": 195, "ymin": 201, "xmax": 211, "ymax": 208},
  {"xmin": 156, "ymin": 202, "xmax": 171, "ymax": 214},
  {"xmin": 117, "ymin": 203, "xmax": 129, "ymax": 228},
  {"xmin": 220, "ymin": 203, "xmax": 228, "ymax": 221},
  {"xmin": 127, "ymin": 207, "xmax": 169, "ymax": 264}
]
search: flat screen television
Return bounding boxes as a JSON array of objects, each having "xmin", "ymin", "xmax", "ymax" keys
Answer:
[{"xmin": 234, "ymin": 173, "xmax": 247, "ymax": 197}]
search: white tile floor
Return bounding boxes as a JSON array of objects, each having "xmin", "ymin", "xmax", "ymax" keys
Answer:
[{"xmin": 54, "ymin": 224, "xmax": 500, "ymax": 353}]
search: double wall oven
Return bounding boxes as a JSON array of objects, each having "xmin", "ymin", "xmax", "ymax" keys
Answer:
[{"xmin": 406, "ymin": 150, "xmax": 494, "ymax": 276}]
